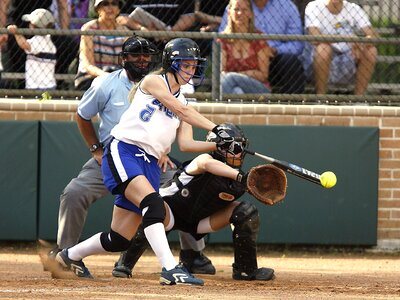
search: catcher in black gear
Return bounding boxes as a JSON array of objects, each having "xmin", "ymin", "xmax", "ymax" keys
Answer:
[{"xmin": 113, "ymin": 123, "xmax": 285, "ymax": 281}]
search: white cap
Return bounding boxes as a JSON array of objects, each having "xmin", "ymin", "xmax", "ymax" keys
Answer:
[
  {"xmin": 22, "ymin": 9, "xmax": 55, "ymax": 28},
  {"xmin": 94, "ymin": 0, "xmax": 120, "ymax": 9}
]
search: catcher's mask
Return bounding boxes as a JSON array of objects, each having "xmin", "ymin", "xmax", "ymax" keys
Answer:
[
  {"xmin": 120, "ymin": 36, "xmax": 159, "ymax": 81},
  {"xmin": 206, "ymin": 123, "xmax": 248, "ymax": 168},
  {"xmin": 162, "ymin": 38, "xmax": 207, "ymax": 86}
]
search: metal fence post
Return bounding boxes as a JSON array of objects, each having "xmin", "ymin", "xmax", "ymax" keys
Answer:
[{"xmin": 211, "ymin": 39, "xmax": 221, "ymax": 101}]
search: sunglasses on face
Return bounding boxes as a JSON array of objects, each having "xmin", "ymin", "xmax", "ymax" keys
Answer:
[{"xmin": 99, "ymin": 1, "xmax": 119, "ymax": 7}]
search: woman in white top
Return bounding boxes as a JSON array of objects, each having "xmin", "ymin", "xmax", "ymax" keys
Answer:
[{"xmin": 56, "ymin": 38, "xmax": 239, "ymax": 285}]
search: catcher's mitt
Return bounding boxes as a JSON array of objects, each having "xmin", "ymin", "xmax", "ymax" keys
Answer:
[{"xmin": 246, "ymin": 164, "xmax": 287, "ymax": 205}]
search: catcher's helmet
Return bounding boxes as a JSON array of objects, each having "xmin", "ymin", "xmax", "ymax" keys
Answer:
[
  {"xmin": 206, "ymin": 123, "xmax": 248, "ymax": 167},
  {"xmin": 162, "ymin": 38, "xmax": 207, "ymax": 85},
  {"xmin": 120, "ymin": 36, "xmax": 159, "ymax": 81}
]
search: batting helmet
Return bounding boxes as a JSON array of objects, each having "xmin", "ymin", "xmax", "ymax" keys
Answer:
[
  {"xmin": 162, "ymin": 38, "xmax": 207, "ymax": 85},
  {"xmin": 120, "ymin": 36, "xmax": 159, "ymax": 81},
  {"xmin": 206, "ymin": 123, "xmax": 249, "ymax": 168}
]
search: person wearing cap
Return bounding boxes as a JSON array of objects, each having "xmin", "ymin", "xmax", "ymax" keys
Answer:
[
  {"xmin": 0, "ymin": 0, "xmax": 70, "ymax": 89},
  {"xmin": 74, "ymin": 0, "xmax": 128, "ymax": 90},
  {"xmin": 7, "ymin": 8, "xmax": 57, "ymax": 89}
]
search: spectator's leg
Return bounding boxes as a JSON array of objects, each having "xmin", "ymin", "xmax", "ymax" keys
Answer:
[
  {"xmin": 179, "ymin": 231, "xmax": 205, "ymax": 251},
  {"xmin": 313, "ymin": 43, "xmax": 333, "ymax": 95},
  {"xmin": 354, "ymin": 44, "xmax": 377, "ymax": 95},
  {"xmin": 221, "ymin": 72, "xmax": 242, "ymax": 94},
  {"xmin": 269, "ymin": 53, "xmax": 305, "ymax": 93}
]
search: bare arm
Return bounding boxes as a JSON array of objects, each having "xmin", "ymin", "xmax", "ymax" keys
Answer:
[
  {"xmin": 141, "ymin": 75, "xmax": 216, "ymax": 131},
  {"xmin": 177, "ymin": 121, "xmax": 217, "ymax": 153},
  {"xmin": 307, "ymin": 26, "xmax": 324, "ymax": 46},
  {"xmin": 185, "ymin": 153, "xmax": 240, "ymax": 180},
  {"xmin": 57, "ymin": 0, "xmax": 70, "ymax": 29},
  {"xmin": 240, "ymin": 46, "xmax": 272, "ymax": 82},
  {"xmin": 0, "ymin": 0, "xmax": 11, "ymax": 45},
  {"xmin": 362, "ymin": 26, "xmax": 379, "ymax": 38},
  {"xmin": 7, "ymin": 25, "xmax": 31, "ymax": 51},
  {"xmin": 76, "ymin": 112, "xmax": 103, "ymax": 164},
  {"xmin": 79, "ymin": 22, "xmax": 108, "ymax": 77}
]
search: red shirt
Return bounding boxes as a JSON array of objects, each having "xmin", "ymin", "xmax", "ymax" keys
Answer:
[{"xmin": 219, "ymin": 37, "xmax": 271, "ymax": 87}]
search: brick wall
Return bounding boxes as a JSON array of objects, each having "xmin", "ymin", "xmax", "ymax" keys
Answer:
[{"xmin": 1, "ymin": 99, "xmax": 399, "ymax": 249}]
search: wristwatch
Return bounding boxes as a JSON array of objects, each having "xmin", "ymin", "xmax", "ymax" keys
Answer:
[{"xmin": 89, "ymin": 143, "xmax": 102, "ymax": 153}]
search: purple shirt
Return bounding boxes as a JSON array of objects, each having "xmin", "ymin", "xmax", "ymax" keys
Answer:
[{"xmin": 218, "ymin": 0, "xmax": 304, "ymax": 55}]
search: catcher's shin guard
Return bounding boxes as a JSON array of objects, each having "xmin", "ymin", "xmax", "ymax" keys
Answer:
[
  {"xmin": 112, "ymin": 224, "xmax": 149, "ymax": 278},
  {"xmin": 230, "ymin": 201, "xmax": 259, "ymax": 275}
]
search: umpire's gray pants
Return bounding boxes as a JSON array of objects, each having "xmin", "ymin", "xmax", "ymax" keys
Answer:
[
  {"xmin": 57, "ymin": 157, "xmax": 205, "ymax": 251},
  {"xmin": 57, "ymin": 158, "xmax": 107, "ymax": 249}
]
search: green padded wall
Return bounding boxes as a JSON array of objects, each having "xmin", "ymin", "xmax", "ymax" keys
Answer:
[
  {"xmin": 170, "ymin": 125, "xmax": 379, "ymax": 245},
  {"xmin": 38, "ymin": 122, "xmax": 114, "ymax": 241},
  {"xmin": 0, "ymin": 121, "xmax": 38, "ymax": 240},
  {"xmin": 37, "ymin": 123, "xmax": 378, "ymax": 245}
]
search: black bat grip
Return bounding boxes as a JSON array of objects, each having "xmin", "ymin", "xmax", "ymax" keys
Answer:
[{"xmin": 244, "ymin": 149, "xmax": 255, "ymax": 155}]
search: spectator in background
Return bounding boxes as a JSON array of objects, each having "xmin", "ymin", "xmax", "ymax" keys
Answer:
[
  {"xmin": 7, "ymin": 9, "xmax": 57, "ymax": 90},
  {"xmin": 119, "ymin": 1, "xmax": 195, "ymax": 31},
  {"xmin": 74, "ymin": 0, "xmax": 128, "ymax": 90},
  {"xmin": 0, "ymin": 0, "xmax": 70, "ymax": 89},
  {"xmin": 219, "ymin": 0, "xmax": 306, "ymax": 94},
  {"xmin": 118, "ymin": 1, "xmax": 226, "ymax": 57},
  {"xmin": 219, "ymin": 0, "xmax": 273, "ymax": 94},
  {"xmin": 303, "ymin": 0, "xmax": 378, "ymax": 95}
]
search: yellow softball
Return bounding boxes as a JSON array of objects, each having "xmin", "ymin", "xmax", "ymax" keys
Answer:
[{"xmin": 320, "ymin": 171, "xmax": 337, "ymax": 188}]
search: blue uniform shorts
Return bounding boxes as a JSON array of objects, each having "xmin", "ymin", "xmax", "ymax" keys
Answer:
[{"xmin": 102, "ymin": 139, "xmax": 161, "ymax": 214}]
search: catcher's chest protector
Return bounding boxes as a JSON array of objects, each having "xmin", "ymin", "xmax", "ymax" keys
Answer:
[{"xmin": 168, "ymin": 173, "xmax": 246, "ymax": 222}]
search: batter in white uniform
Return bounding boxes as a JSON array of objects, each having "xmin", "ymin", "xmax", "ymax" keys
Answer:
[{"xmin": 56, "ymin": 38, "xmax": 238, "ymax": 286}]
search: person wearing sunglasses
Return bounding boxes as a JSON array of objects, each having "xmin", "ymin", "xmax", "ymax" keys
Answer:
[{"xmin": 74, "ymin": 0, "xmax": 128, "ymax": 90}]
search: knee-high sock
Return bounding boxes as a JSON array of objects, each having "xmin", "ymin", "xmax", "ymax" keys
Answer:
[
  {"xmin": 67, "ymin": 232, "xmax": 105, "ymax": 261},
  {"xmin": 144, "ymin": 223, "xmax": 176, "ymax": 270}
]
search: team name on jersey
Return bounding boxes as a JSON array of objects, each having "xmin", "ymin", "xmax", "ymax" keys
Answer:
[
  {"xmin": 152, "ymin": 99, "xmax": 178, "ymax": 119},
  {"xmin": 139, "ymin": 97, "xmax": 180, "ymax": 122}
]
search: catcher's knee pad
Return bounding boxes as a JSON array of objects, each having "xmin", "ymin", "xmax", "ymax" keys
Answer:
[
  {"xmin": 140, "ymin": 192, "xmax": 166, "ymax": 228},
  {"xmin": 100, "ymin": 229, "xmax": 131, "ymax": 252},
  {"xmin": 230, "ymin": 201, "xmax": 259, "ymax": 229},
  {"xmin": 118, "ymin": 224, "xmax": 148, "ymax": 269},
  {"xmin": 230, "ymin": 201, "xmax": 260, "ymax": 273}
]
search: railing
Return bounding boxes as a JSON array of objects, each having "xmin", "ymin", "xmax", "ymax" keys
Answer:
[{"xmin": 0, "ymin": 27, "xmax": 399, "ymax": 105}]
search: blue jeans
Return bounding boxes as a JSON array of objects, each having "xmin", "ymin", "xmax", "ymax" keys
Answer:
[{"xmin": 221, "ymin": 72, "xmax": 271, "ymax": 94}]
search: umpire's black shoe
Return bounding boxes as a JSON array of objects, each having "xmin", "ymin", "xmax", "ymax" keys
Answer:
[
  {"xmin": 232, "ymin": 264, "xmax": 275, "ymax": 281},
  {"xmin": 47, "ymin": 246, "xmax": 61, "ymax": 259},
  {"xmin": 112, "ymin": 261, "xmax": 132, "ymax": 278},
  {"xmin": 43, "ymin": 246, "xmax": 61, "ymax": 271},
  {"xmin": 179, "ymin": 249, "xmax": 216, "ymax": 275}
]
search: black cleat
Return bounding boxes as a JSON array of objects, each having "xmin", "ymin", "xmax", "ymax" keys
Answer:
[
  {"xmin": 179, "ymin": 249, "xmax": 216, "ymax": 275},
  {"xmin": 112, "ymin": 261, "xmax": 132, "ymax": 278},
  {"xmin": 232, "ymin": 264, "xmax": 275, "ymax": 281}
]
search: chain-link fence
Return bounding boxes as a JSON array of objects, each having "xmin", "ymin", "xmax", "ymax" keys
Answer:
[{"xmin": 0, "ymin": 0, "xmax": 399, "ymax": 104}]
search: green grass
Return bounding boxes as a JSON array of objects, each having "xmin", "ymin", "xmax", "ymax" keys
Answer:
[{"xmin": 370, "ymin": 19, "xmax": 400, "ymax": 83}]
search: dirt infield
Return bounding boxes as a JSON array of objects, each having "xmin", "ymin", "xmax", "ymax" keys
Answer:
[{"xmin": 0, "ymin": 243, "xmax": 399, "ymax": 300}]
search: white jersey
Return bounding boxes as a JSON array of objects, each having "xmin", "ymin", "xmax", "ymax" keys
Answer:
[
  {"xmin": 111, "ymin": 74, "xmax": 187, "ymax": 159},
  {"xmin": 305, "ymin": 0, "xmax": 371, "ymax": 53},
  {"xmin": 25, "ymin": 35, "xmax": 57, "ymax": 89}
]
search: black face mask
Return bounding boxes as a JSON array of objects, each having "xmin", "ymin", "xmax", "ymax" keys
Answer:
[{"xmin": 123, "ymin": 61, "xmax": 149, "ymax": 82}]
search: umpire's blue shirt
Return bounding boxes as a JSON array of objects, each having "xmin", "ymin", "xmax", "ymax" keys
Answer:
[{"xmin": 77, "ymin": 69, "xmax": 133, "ymax": 147}]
